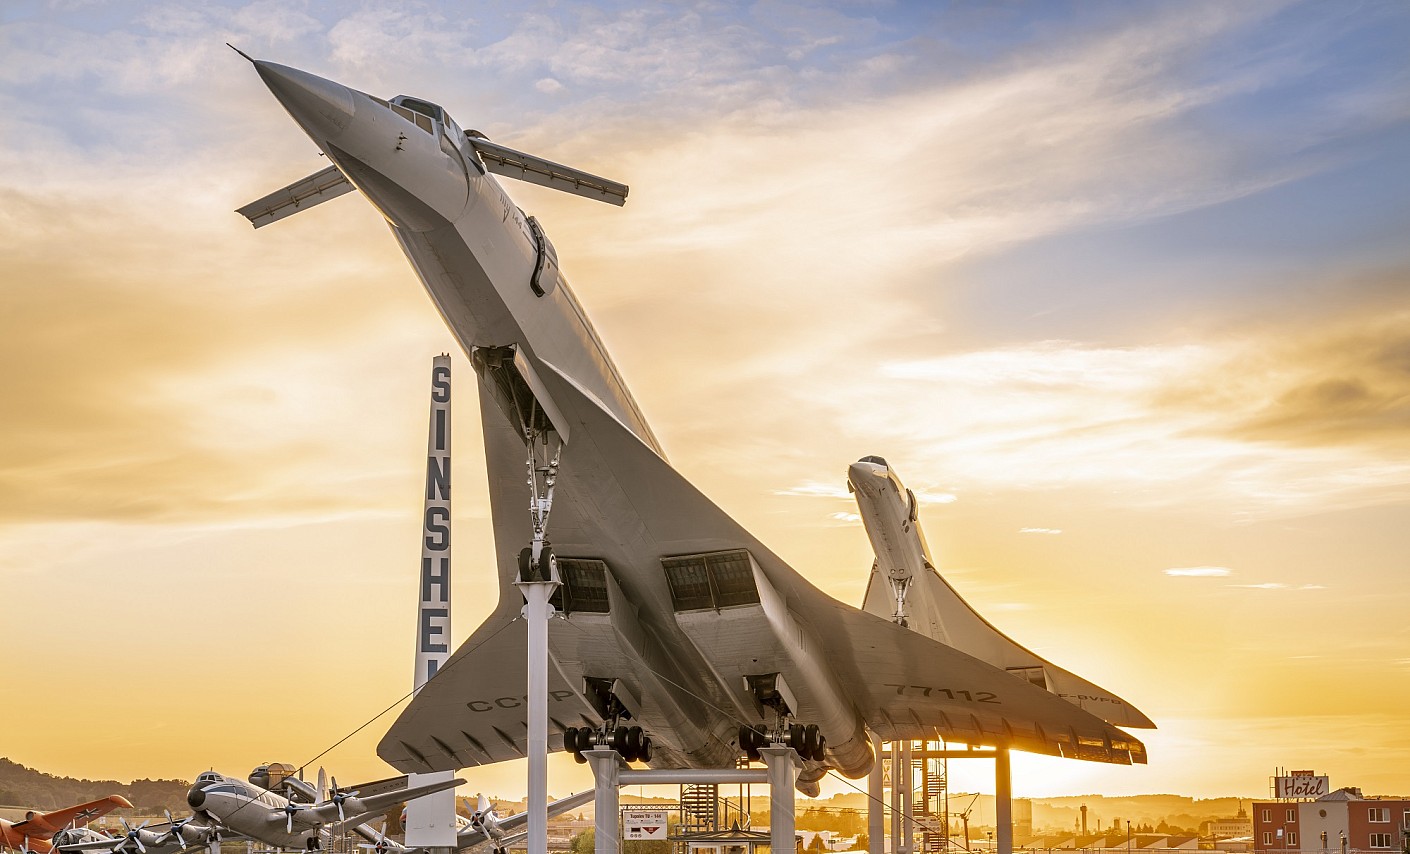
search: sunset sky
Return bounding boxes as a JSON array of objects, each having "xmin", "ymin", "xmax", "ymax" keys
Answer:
[{"xmin": 3, "ymin": 1, "xmax": 1409, "ymax": 805}]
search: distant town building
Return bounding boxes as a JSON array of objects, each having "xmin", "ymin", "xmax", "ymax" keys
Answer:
[
  {"xmin": 1253, "ymin": 787, "xmax": 1410, "ymax": 854},
  {"xmin": 1206, "ymin": 802, "xmax": 1255, "ymax": 840},
  {"xmin": 1015, "ymin": 800, "xmax": 1033, "ymax": 840}
]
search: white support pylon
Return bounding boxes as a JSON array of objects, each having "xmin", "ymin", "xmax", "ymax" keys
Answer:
[
  {"xmin": 995, "ymin": 748, "xmax": 1012, "ymax": 854},
  {"xmin": 868, "ymin": 733, "xmax": 884, "ymax": 854},
  {"xmin": 760, "ymin": 747, "xmax": 803, "ymax": 854},
  {"xmin": 586, "ymin": 750, "xmax": 621, "ymax": 854},
  {"xmin": 517, "ymin": 570, "xmax": 561, "ymax": 854}
]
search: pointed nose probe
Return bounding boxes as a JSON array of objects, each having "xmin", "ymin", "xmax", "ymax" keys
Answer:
[
  {"xmin": 848, "ymin": 460, "xmax": 887, "ymax": 496},
  {"xmin": 253, "ymin": 61, "xmax": 356, "ymax": 138}
]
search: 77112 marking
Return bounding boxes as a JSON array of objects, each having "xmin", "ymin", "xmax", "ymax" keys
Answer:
[{"xmin": 884, "ymin": 684, "xmax": 1001, "ymax": 703}]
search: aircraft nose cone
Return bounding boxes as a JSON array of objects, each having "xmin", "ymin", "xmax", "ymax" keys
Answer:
[
  {"xmin": 187, "ymin": 785, "xmax": 206, "ymax": 810},
  {"xmin": 254, "ymin": 61, "xmax": 355, "ymax": 138},
  {"xmin": 848, "ymin": 461, "xmax": 886, "ymax": 495}
]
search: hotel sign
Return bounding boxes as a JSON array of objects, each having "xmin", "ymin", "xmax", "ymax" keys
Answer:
[{"xmin": 1275, "ymin": 772, "xmax": 1329, "ymax": 798}]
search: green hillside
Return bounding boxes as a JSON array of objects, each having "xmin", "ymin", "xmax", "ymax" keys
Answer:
[{"xmin": 0, "ymin": 758, "xmax": 190, "ymax": 815}]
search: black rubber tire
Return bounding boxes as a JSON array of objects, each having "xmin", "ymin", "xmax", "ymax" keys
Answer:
[
  {"xmin": 518, "ymin": 547, "xmax": 534, "ymax": 578},
  {"xmin": 788, "ymin": 723, "xmax": 805, "ymax": 752},
  {"xmin": 812, "ymin": 734, "xmax": 828, "ymax": 762},
  {"xmin": 639, "ymin": 736, "xmax": 653, "ymax": 763},
  {"xmin": 802, "ymin": 724, "xmax": 820, "ymax": 759},
  {"xmin": 611, "ymin": 725, "xmax": 629, "ymax": 752},
  {"xmin": 563, "ymin": 726, "xmax": 580, "ymax": 754},
  {"xmin": 625, "ymin": 726, "xmax": 644, "ymax": 760},
  {"xmin": 738, "ymin": 725, "xmax": 756, "ymax": 753},
  {"xmin": 537, "ymin": 545, "xmax": 556, "ymax": 579},
  {"xmin": 573, "ymin": 750, "xmax": 587, "ymax": 764}
]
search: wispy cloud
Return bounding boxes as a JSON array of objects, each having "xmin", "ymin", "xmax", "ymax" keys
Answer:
[
  {"xmin": 1230, "ymin": 583, "xmax": 1328, "ymax": 591},
  {"xmin": 1021, "ymin": 527, "xmax": 1063, "ymax": 535},
  {"xmin": 1165, "ymin": 567, "xmax": 1234, "ymax": 577},
  {"xmin": 774, "ymin": 482, "xmax": 852, "ymax": 500}
]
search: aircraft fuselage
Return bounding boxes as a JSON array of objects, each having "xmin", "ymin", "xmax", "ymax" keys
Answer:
[{"xmin": 186, "ymin": 773, "xmax": 326, "ymax": 851}]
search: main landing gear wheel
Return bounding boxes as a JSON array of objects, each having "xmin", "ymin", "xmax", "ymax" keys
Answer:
[
  {"xmin": 739, "ymin": 722, "xmax": 827, "ymax": 762},
  {"xmin": 564, "ymin": 724, "xmax": 653, "ymax": 763}
]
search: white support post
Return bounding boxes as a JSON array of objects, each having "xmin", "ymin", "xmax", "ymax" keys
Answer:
[
  {"xmin": 890, "ymin": 743, "xmax": 901, "ymax": 854},
  {"xmin": 586, "ymin": 750, "xmax": 622, "ymax": 854},
  {"xmin": 516, "ymin": 574, "xmax": 561, "ymax": 854},
  {"xmin": 900, "ymin": 741, "xmax": 913, "ymax": 854},
  {"xmin": 760, "ymin": 747, "xmax": 802, "ymax": 854},
  {"xmin": 868, "ymin": 734, "xmax": 884, "ymax": 854},
  {"xmin": 995, "ymin": 748, "xmax": 1012, "ymax": 854}
]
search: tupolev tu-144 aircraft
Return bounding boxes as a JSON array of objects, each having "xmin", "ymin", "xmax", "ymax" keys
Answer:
[
  {"xmin": 848, "ymin": 457, "xmax": 1155, "ymax": 722},
  {"xmin": 236, "ymin": 54, "xmax": 1153, "ymax": 796}
]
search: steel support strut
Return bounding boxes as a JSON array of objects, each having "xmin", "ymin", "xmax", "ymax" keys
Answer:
[
  {"xmin": 868, "ymin": 732, "xmax": 884, "ymax": 854},
  {"xmin": 585, "ymin": 750, "xmax": 621, "ymax": 854},
  {"xmin": 900, "ymin": 740, "xmax": 913, "ymax": 854},
  {"xmin": 517, "ymin": 572, "xmax": 560, "ymax": 854},
  {"xmin": 995, "ymin": 748, "xmax": 1012, "ymax": 854},
  {"xmin": 761, "ymin": 747, "xmax": 803, "ymax": 854},
  {"xmin": 524, "ymin": 424, "xmax": 561, "ymax": 569}
]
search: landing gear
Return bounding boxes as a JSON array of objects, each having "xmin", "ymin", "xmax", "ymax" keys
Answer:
[
  {"xmin": 518, "ymin": 545, "xmax": 556, "ymax": 583},
  {"xmin": 564, "ymin": 724, "xmax": 653, "ymax": 763},
  {"xmin": 739, "ymin": 722, "xmax": 827, "ymax": 762},
  {"xmin": 890, "ymin": 573, "xmax": 912, "ymax": 627},
  {"xmin": 518, "ymin": 410, "xmax": 562, "ymax": 584},
  {"xmin": 564, "ymin": 678, "xmax": 654, "ymax": 763},
  {"xmin": 738, "ymin": 672, "xmax": 828, "ymax": 763}
]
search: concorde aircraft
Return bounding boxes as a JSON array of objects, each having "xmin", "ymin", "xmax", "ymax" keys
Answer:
[
  {"xmin": 848, "ymin": 456, "xmax": 1156, "ymax": 726},
  {"xmin": 2, "ymin": 798, "xmax": 133, "ymax": 854},
  {"xmin": 237, "ymin": 55, "xmax": 1153, "ymax": 797}
]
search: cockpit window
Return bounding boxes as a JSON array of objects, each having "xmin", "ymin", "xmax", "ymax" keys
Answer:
[
  {"xmin": 391, "ymin": 96, "xmax": 443, "ymax": 122},
  {"xmin": 196, "ymin": 772, "xmax": 222, "ymax": 784}
]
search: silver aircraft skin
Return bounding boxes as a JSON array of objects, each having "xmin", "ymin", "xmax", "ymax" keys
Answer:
[
  {"xmin": 240, "ymin": 57, "xmax": 1153, "ymax": 797},
  {"xmin": 181, "ymin": 771, "xmax": 462, "ymax": 852},
  {"xmin": 848, "ymin": 457, "xmax": 1155, "ymax": 728},
  {"xmin": 444, "ymin": 792, "xmax": 596, "ymax": 854},
  {"xmin": 55, "ymin": 813, "xmax": 235, "ymax": 854}
]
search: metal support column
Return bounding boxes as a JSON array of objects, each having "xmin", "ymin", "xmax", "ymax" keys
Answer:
[
  {"xmin": 516, "ymin": 573, "xmax": 561, "ymax": 854},
  {"xmin": 900, "ymin": 741, "xmax": 913, "ymax": 854},
  {"xmin": 890, "ymin": 742, "xmax": 902, "ymax": 854},
  {"xmin": 586, "ymin": 750, "xmax": 622, "ymax": 854},
  {"xmin": 761, "ymin": 747, "xmax": 802, "ymax": 854},
  {"xmin": 868, "ymin": 734, "xmax": 885, "ymax": 854},
  {"xmin": 994, "ymin": 748, "xmax": 1011, "ymax": 854}
]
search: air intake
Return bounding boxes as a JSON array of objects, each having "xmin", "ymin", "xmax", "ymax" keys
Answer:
[{"xmin": 662, "ymin": 550, "xmax": 762, "ymax": 612}]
